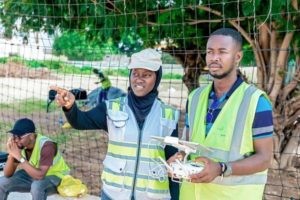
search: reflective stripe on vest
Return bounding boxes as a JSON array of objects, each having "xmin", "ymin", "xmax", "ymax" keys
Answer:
[
  {"xmin": 188, "ymin": 82, "xmax": 268, "ymax": 185},
  {"xmin": 188, "ymin": 86, "xmax": 206, "ymax": 138},
  {"xmin": 103, "ymin": 97, "xmax": 179, "ymax": 200},
  {"xmin": 22, "ymin": 134, "xmax": 70, "ymax": 178}
]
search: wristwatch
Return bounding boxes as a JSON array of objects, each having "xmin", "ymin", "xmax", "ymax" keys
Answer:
[
  {"xmin": 19, "ymin": 157, "xmax": 26, "ymax": 164},
  {"xmin": 224, "ymin": 163, "xmax": 233, "ymax": 177}
]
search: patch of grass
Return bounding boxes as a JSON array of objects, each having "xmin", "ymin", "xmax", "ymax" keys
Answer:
[
  {"xmin": 162, "ymin": 53, "xmax": 177, "ymax": 64},
  {"xmin": 162, "ymin": 73, "xmax": 182, "ymax": 80},
  {"xmin": 23, "ymin": 57, "xmax": 93, "ymax": 75},
  {"xmin": 103, "ymin": 68, "xmax": 129, "ymax": 77},
  {"xmin": 9, "ymin": 56, "xmax": 23, "ymax": 63},
  {"xmin": 0, "ymin": 57, "xmax": 8, "ymax": 63},
  {"xmin": 0, "ymin": 99, "xmax": 48, "ymax": 114},
  {"xmin": 25, "ymin": 60, "xmax": 47, "ymax": 68},
  {"xmin": 103, "ymin": 69, "xmax": 182, "ymax": 80},
  {"xmin": 2, "ymin": 55, "xmax": 182, "ymax": 79},
  {"xmin": 25, "ymin": 60, "xmax": 63, "ymax": 70},
  {"xmin": 60, "ymin": 65, "xmax": 93, "ymax": 75}
]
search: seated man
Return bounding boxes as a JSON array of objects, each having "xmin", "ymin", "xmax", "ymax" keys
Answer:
[{"xmin": 0, "ymin": 118, "xmax": 70, "ymax": 200}]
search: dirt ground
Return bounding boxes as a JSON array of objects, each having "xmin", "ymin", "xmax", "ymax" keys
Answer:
[{"xmin": 0, "ymin": 63, "xmax": 299, "ymax": 199}]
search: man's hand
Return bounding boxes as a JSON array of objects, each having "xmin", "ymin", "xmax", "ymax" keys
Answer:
[
  {"xmin": 6, "ymin": 136, "xmax": 14, "ymax": 155},
  {"xmin": 189, "ymin": 157, "xmax": 221, "ymax": 183},
  {"xmin": 8, "ymin": 142, "xmax": 22, "ymax": 161},
  {"xmin": 49, "ymin": 86, "xmax": 75, "ymax": 110}
]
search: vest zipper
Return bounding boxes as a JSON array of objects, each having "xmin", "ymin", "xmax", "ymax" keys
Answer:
[{"xmin": 130, "ymin": 125, "xmax": 144, "ymax": 200}]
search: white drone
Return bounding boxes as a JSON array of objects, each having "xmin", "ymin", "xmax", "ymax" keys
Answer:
[{"xmin": 151, "ymin": 136, "xmax": 213, "ymax": 182}]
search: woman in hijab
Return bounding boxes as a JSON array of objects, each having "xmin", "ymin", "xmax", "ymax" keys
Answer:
[{"xmin": 51, "ymin": 48, "xmax": 180, "ymax": 200}]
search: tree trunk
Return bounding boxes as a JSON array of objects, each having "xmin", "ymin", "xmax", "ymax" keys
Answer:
[
  {"xmin": 269, "ymin": 32, "xmax": 294, "ymax": 104},
  {"xmin": 35, "ymin": 32, "xmax": 39, "ymax": 49},
  {"xmin": 279, "ymin": 125, "xmax": 300, "ymax": 170},
  {"xmin": 267, "ymin": 30, "xmax": 278, "ymax": 93},
  {"xmin": 258, "ymin": 24, "xmax": 270, "ymax": 68},
  {"xmin": 164, "ymin": 48, "xmax": 205, "ymax": 93},
  {"xmin": 181, "ymin": 51, "xmax": 205, "ymax": 92}
]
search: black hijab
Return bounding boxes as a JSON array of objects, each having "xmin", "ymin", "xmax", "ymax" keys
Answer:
[{"xmin": 127, "ymin": 67, "xmax": 162, "ymax": 129}]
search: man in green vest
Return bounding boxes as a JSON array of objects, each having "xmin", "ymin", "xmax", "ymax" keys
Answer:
[
  {"xmin": 173, "ymin": 28, "xmax": 273, "ymax": 200},
  {"xmin": 0, "ymin": 118, "xmax": 70, "ymax": 200}
]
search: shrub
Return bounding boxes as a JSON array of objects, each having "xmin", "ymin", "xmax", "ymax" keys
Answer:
[{"xmin": 52, "ymin": 31, "xmax": 106, "ymax": 61}]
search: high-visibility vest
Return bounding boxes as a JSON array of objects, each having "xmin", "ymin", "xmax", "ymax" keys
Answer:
[
  {"xmin": 22, "ymin": 134, "xmax": 70, "ymax": 178},
  {"xmin": 102, "ymin": 97, "xmax": 179, "ymax": 200},
  {"xmin": 180, "ymin": 82, "xmax": 271, "ymax": 200}
]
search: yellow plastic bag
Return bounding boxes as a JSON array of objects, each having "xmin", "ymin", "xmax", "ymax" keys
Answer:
[{"xmin": 57, "ymin": 175, "xmax": 88, "ymax": 197}]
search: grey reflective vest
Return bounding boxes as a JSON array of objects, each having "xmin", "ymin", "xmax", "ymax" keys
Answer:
[{"xmin": 102, "ymin": 97, "xmax": 179, "ymax": 200}]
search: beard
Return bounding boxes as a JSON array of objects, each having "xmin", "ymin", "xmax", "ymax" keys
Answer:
[{"xmin": 209, "ymin": 65, "xmax": 236, "ymax": 79}]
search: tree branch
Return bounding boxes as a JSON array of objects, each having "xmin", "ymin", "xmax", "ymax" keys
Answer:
[
  {"xmin": 196, "ymin": 5, "xmax": 221, "ymax": 16},
  {"xmin": 195, "ymin": 5, "xmax": 267, "ymax": 89},
  {"xmin": 284, "ymin": 95, "xmax": 300, "ymax": 117},
  {"xmin": 284, "ymin": 109, "xmax": 300, "ymax": 129},
  {"xmin": 291, "ymin": 0, "xmax": 298, "ymax": 10},
  {"xmin": 267, "ymin": 30, "xmax": 278, "ymax": 93},
  {"xmin": 269, "ymin": 32, "xmax": 294, "ymax": 104},
  {"xmin": 282, "ymin": 66, "xmax": 300, "ymax": 100},
  {"xmin": 259, "ymin": 24, "xmax": 270, "ymax": 67},
  {"xmin": 187, "ymin": 19, "xmax": 223, "ymax": 24},
  {"xmin": 107, "ymin": 0, "xmax": 122, "ymax": 14},
  {"xmin": 146, "ymin": 21, "xmax": 159, "ymax": 26},
  {"xmin": 187, "ymin": 15, "xmax": 255, "ymax": 25},
  {"xmin": 195, "ymin": 5, "xmax": 252, "ymax": 44}
]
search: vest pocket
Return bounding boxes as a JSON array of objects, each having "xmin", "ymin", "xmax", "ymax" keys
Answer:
[
  {"xmin": 107, "ymin": 110, "xmax": 129, "ymax": 141},
  {"xmin": 146, "ymin": 163, "xmax": 170, "ymax": 199},
  {"xmin": 102, "ymin": 156, "xmax": 127, "ymax": 192},
  {"xmin": 148, "ymin": 163, "xmax": 168, "ymax": 183}
]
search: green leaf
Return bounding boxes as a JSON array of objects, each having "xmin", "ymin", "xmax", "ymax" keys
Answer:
[{"xmin": 242, "ymin": 0, "xmax": 261, "ymax": 16}]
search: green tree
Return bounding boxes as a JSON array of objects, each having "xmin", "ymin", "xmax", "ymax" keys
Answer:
[
  {"xmin": 1, "ymin": 0, "xmax": 300, "ymax": 172},
  {"xmin": 52, "ymin": 31, "xmax": 114, "ymax": 60}
]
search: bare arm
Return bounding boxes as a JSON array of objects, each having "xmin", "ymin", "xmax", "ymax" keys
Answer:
[
  {"xmin": 230, "ymin": 137, "xmax": 273, "ymax": 175},
  {"xmin": 19, "ymin": 142, "xmax": 57, "ymax": 180},
  {"xmin": 8, "ymin": 141, "xmax": 56, "ymax": 180},
  {"xmin": 19, "ymin": 163, "xmax": 50, "ymax": 180},
  {"xmin": 50, "ymin": 85, "xmax": 108, "ymax": 130},
  {"xmin": 3, "ymin": 155, "xmax": 18, "ymax": 177},
  {"xmin": 4, "ymin": 137, "xmax": 18, "ymax": 177}
]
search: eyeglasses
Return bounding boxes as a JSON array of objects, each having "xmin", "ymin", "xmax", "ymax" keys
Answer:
[{"xmin": 11, "ymin": 133, "xmax": 32, "ymax": 140}]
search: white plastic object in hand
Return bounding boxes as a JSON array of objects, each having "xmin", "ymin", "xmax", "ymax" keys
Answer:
[
  {"xmin": 169, "ymin": 160, "xmax": 204, "ymax": 180},
  {"xmin": 151, "ymin": 136, "xmax": 212, "ymax": 155},
  {"xmin": 158, "ymin": 157, "xmax": 203, "ymax": 182},
  {"xmin": 164, "ymin": 136, "xmax": 179, "ymax": 145}
]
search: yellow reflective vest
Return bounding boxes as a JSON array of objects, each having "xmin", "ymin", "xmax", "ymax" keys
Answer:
[
  {"xmin": 102, "ymin": 97, "xmax": 179, "ymax": 200},
  {"xmin": 180, "ymin": 82, "xmax": 270, "ymax": 200},
  {"xmin": 21, "ymin": 134, "xmax": 70, "ymax": 178}
]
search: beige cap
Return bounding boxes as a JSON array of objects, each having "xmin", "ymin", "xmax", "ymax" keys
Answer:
[{"xmin": 128, "ymin": 48, "xmax": 162, "ymax": 71}]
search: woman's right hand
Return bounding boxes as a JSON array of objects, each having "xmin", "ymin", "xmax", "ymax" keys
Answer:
[
  {"xmin": 167, "ymin": 151, "xmax": 186, "ymax": 165},
  {"xmin": 49, "ymin": 86, "xmax": 75, "ymax": 110},
  {"xmin": 166, "ymin": 151, "xmax": 186, "ymax": 178}
]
